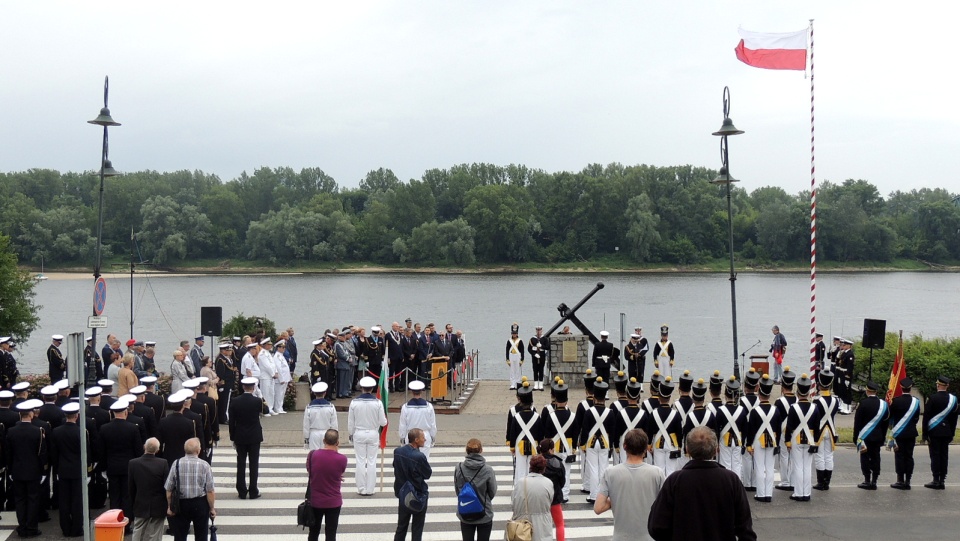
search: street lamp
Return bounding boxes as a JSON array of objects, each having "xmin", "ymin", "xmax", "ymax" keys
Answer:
[{"xmin": 711, "ymin": 86, "xmax": 744, "ymax": 380}]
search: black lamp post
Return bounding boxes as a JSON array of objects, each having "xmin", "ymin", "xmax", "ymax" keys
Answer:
[{"xmin": 711, "ymin": 86, "xmax": 744, "ymax": 380}]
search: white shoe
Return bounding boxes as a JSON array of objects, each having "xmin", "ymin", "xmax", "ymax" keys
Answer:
[
  {"xmin": 279, "ymin": 410, "xmax": 287, "ymax": 414},
  {"xmin": 263, "ymin": 413, "xmax": 272, "ymax": 417}
]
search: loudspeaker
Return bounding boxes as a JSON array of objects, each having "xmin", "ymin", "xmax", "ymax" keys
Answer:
[
  {"xmin": 200, "ymin": 306, "xmax": 223, "ymax": 337},
  {"xmin": 862, "ymin": 318, "xmax": 886, "ymax": 349}
]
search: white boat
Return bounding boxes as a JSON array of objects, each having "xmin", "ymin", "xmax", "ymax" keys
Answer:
[{"xmin": 35, "ymin": 255, "xmax": 48, "ymax": 281}]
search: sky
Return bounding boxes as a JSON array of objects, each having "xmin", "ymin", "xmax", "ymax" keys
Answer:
[{"xmin": 1, "ymin": 1, "xmax": 957, "ymax": 197}]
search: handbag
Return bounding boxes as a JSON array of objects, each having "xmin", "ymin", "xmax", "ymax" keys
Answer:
[
  {"xmin": 399, "ymin": 480, "xmax": 427, "ymax": 513},
  {"xmin": 298, "ymin": 451, "xmax": 317, "ymax": 529},
  {"xmin": 170, "ymin": 460, "xmax": 181, "ymax": 515},
  {"xmin": 504, "ymin": 477, "xmax": 533, "ymax": 541}
]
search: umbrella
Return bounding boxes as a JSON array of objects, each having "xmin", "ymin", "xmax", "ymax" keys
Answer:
[{"xmin": 209, "ymin": 518, "xmax": 218, "ymax": 541}]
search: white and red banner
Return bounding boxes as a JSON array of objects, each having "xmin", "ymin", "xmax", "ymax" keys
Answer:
[{"xmin": 735, "ymin": 28, "xmax": 807, "ymax": 71}]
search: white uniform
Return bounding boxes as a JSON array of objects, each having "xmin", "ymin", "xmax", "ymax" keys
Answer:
[
  {"xmin": 398, "ymin": 397, "xmax": 438, "ymax": 459},
  {"xmin": 258, "ymin": 349, "xmax": 277, "ymax": 413},
  {"xmin": 655, "ymin": 340, "xmax": 673, "ymax": 380},
  {"xmin": 303, "ymin": 399, "xmax": 338, "ymax": 449},
  {"xmin": 240, "ymin": 351, "xmax": 262, "ymax": 398},
  {"xmin": 507, "ymin": 338, "xmax": 523, "ymax": 388},
  {"xmin": 273, "ymin": 352, "xmax": 291, "ymax": 413},
  {"xmin": 347, "ymin": 393, "xmax": 387, "ymax": 495}
]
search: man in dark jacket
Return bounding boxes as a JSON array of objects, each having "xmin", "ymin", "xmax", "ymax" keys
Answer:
[
  {"xmin": 157, "ymin": 393, "xmax": 195, "ymax": 465},
  {"xmin": 128, "ymin": 437, "xmax": 170, "ymax": 541},
  {"xmin": 100, "ymin": 400, "xmax": 144, "ymax": 527},
  {"xmin": 889, "ymin": 377, "xmax": 921, "ymax": 490},
  {"xmin": 921, "ymin": 375, "xmax": 959, "ymax": 489},
  {"xmin": 50, "ymin": 402, "xmax": 90, "ymax": 537},
  {"xmin": 853, "ymin": 381, "xmax": 889, "ymax": 490},
  {"xmin": 7, "ymin": 401, "xmax": 49, "ymax": 538},
  {"xmin": 393, "ymin": 428, "xmax": 432, "ymax": 541},
  {"xmin": 648, "ymin": 426, "xmax": 756, "ymax": 541},
  {"xmin": 229, "ymin": 377, "xmax": 264, "ymax": 499}
]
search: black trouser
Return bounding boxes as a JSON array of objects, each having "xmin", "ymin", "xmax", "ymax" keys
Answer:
[
  {"xmin": 628, "ymin": 358, "xmax": 645, "ymax": 383},
  {"xmin": 217, "ymin": 389, "xmax": 231, "ymax": 423},
  {"xmin": 171, "ymin": 496, "xmax": 209, "ymax": 541},
  {"xmin": 595, "ymin": 365, "xmax": 610, "ymax": 383},
  {"xmin": 39, "ymin": 469, "xmax": 51, "ymax": 515},
  {"xmin": 860, "ymin": 441, "xmax": 882, "ymax": 477},
  {"xmin": 108, "ymin": 473, "xmax": 131, "ymax": 520},
  {"xmin": 532, "ymin": 357, "xmax": 545, "ymax": 382},
  {"xmin": 13, "ymin": 479, "xmax": 40, "ymax": 536},
  {"xmin": 307, "ymin": 506, "xmax": 341, "ymax": 541},
  {"xmin": 894, "ymin": 437, "xmax": 916, "ymax": 476},
  {"xmin": 460, "ymin": 521, "xmax": 493, "ymax": 541},
  {"xmin": 929, "ymin": 435, "xmax": 952, "ymax": 477},
  {"xmin": 235, "ymin": 442, "xmax": 260, "ymax": 496},
  {"xmin": 58, "ymin": 477, "xmax": 83, "ymax": 536},
  {"xmin": 394, "ymin": 503, "xmax": 427, "ymax": 541}
]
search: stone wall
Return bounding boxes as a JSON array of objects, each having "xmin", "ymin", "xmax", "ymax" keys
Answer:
[{"xmin": 549, "ymin": 334, "xmax": 591, "ymax": 388}]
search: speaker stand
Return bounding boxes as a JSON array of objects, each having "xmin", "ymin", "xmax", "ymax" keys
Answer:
[{"xmin": 868, "ymin": 347, "xmax": 874, "ymax": 382}]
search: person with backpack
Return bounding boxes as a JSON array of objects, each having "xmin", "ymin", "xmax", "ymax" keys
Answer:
[
  {"xmin": 453, "ymin": 438, "xmax": 498, "ymax": 541},
  {"xmin": 539, "ymin": 439, "xmax": 567, "ymax": 541}
]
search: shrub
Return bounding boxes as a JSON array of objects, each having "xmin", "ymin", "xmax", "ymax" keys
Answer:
[{"xmin": 853, "ymin": 332, "xmax": 960, "ymax": 400}]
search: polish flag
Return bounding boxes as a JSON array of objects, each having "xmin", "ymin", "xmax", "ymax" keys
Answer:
[{"xmin": 735, "ymin": 28, "xmax": 807, "ymax": 71}]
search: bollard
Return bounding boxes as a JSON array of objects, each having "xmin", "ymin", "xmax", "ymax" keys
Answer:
[{"xmin": 94, "ymin": 509, "xmax": 128, "ymax": 541}]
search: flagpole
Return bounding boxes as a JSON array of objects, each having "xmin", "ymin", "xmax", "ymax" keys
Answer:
[{"xmin": 808, "ymin": 18, "xmax": 818, "ymax": 376}]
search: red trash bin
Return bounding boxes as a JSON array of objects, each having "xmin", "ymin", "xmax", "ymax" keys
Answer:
[{"xmin": 94, "ymin": 509, "xmax": 129, "ymax": 541}]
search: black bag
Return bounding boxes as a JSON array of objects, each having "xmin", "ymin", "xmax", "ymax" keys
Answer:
[
  {"xmin": 298, "ymin": 451, "xmax": 316, "ymax": 529},
  {"xmin": 170, "ymin": 460, "xmax": 181, "ymax": 515},
  {"xmin": 399, "ymin": 480, "xmax": 426, "ymax": 513}
]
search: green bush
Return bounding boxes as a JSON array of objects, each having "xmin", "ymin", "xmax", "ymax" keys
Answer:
[
  {"xmin": 853, "ymin": 332, "xmax": 960, "ymax": 399},
  {"xmin": 221, "ymin": 313, "xmax": 278, "ymax": 342}
]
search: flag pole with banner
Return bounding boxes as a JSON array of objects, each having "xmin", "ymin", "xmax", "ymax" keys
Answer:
[
  {"xmin": 886, "ymin": 331, "xmax": 906, "ymax": 403},
  {"xmin": 377, "ymin": 361, "xmax": 389, "ymax": 491}
]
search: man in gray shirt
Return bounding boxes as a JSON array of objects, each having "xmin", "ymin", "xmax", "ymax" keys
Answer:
[{"xmin": 595, "ymin": 429, "xmax": 665, "ymax": 541}]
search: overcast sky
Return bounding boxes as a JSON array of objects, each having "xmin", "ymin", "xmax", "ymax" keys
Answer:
[{"xmin": 1, "ymin": 1, "xmax": 956, "ymax": 197}]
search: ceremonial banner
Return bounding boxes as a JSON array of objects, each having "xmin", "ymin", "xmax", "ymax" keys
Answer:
[
  {"xmin": 735, "ymin": 28, "xmax": 808, "ymax": 71},
  {"xmin": 886, "ymin": 332, "xmax": 906, "ymax": 403}
]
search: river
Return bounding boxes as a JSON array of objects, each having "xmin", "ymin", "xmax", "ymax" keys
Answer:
[{"xmin": 15, "ymin": 271, "xmax": 960, "ymax": 381}]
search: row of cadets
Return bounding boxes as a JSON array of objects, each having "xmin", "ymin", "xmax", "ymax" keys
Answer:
[
  {"xmin": 717, "ymin": 376, "xmax": 746, "ymax": 476},
  {"xmin": 578, "ymin": 377, "xmax": 613, "ymax": 504},
  {"xmin": 506, "ymin": 379, "xmax": 541, "ymax": 486},
  {"xmin": 574, "ymin": 371, "xmax": 596, "ymax": 495},
  {"xmin": 649, "ymin": 376, "xmax": 682, "ymax": 477},
  {"xmin": 813, "ymin": 369, "xmax": 840, "ymax": 491},
  {"xmin": 774, "ymin": 367, "xmax": 799, "ymax": 492},
  {"xmin": 541, "ymin": 377, "xmax": 577, "ymax": 502},
  {"xmin": 746, "ymin": 374, "xmax": 781, "ymax": 503},
  {"xmin": 738, "ymin": 367, "xmax": 762, "ymax": 491},
  {"xmin": 784, "ymin": 373, "xmax": 822, "ymax": 502},
  {"xmin": 614, "ymin": 377, "xmax": 646, "ymax": 465}
]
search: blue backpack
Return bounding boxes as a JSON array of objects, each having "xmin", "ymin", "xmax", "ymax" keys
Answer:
[{"xmin": 456, "ymin": 465, "xmax": 485, "ymax": 521}]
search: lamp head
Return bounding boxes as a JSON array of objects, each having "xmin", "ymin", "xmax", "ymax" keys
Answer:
[
  {"xmin": 712, "ymin": 117, "xmax": 744, "ymax": 137},
  {"xmin": 710, "ymin": 167, "xmax": 739, "ymax": 185},
  {"xmin": 88, "ymin": 107, "xmax": 121, "ymax": 127}
]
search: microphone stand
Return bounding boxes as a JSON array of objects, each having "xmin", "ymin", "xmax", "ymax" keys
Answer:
[{"xmin": 740, "ymin": 339, "xmax": 763, "ymax": 376}]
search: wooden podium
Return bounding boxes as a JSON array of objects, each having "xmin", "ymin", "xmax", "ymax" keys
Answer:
[
  {"xmin": 750, "ymin": 355, "xmax": 770, "ymax": 377},
  {"xmin": 430, "ymin": 357, "xmax": 450, "ymax": 402}
]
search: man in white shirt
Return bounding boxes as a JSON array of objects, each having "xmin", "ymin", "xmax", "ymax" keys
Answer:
[
  {"xmin": 595, "ymin": 428, "xmax": 665, "ymax": 541},
  {"xmin": 257, "ymin": 338, "xmax": 277, "ymax": 415},
  {"xmin": 240, "ymin": 342, "xmax": 262, "ymax": 398},
  {"xmin": 347, "ymin": 377, "xmax": 387, "ymax": 496},
  {"xmin": 398, "ymin": 380, "xmax": 437, "ymax": 460}
]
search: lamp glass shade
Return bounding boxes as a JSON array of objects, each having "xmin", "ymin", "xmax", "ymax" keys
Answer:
[
  {"xmin": 712, "ymin": 117, "xmax": 744, "ymax": 137},
  {"xmin": 710, "ymin": 167, "xmax": 739, "ymax": 185},
  {"xmin": 88, "ymin": 108, "xmax": 121, "ymax": 127}
]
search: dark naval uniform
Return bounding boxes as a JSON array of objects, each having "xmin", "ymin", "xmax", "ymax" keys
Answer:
[
  {"xmin": 624, "ymin": 335, "xmax": 649, "ymax": 383},
  {"xmin": 853, "ymin": 390, "xmax": 890, "ymax": 489},
  {"xmin": 590, "ymin": 338, "xmax": 616, "ymax": 382},
  {"xmin": 888, "ymin": 383, "xmax": 921, "ymax": 489},
  {"xmin": 922, "ymin": 382, "xmax": 959, "ymax": 489},
  {"xmin": 50, "ymin": 420, "xmax": 91, "ymax": 537},
  {"xmin": 6, "ymin": 420, "xmax": 48, "ymax": 537},
  {"xmin": 99, "ymin": 416, "xmax": 143, "ymax": 520},
  {"xmin": 143, "ymin": 390, "xmax": 165, "ymax": 425},
  {"xmin": 47, "ymin": 343, "xmax": 66, "ymax": 383},
  {"xmin": 195, "ymin": 391, "xmax": 219, "ymax": 459},
  {"xmin": 157, "ymin": 411, "xmax": 196, "ymax": 464},
  {"xmin": 216, "ymin": 352, "xmax": 239, "ymax": 421}
]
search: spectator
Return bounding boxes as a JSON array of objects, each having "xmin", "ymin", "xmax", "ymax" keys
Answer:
[
  {"xmin": 107, "ymin": 352, "xmax": 123, "ymax": 396},
  {"xmin": 454, "ymin": 438, "xmax": 498, "ymax": 541},
  {"xmin": 393, "ymin": 428, "xmax": 433, "ymax": 541},
  {"xmin": 170, "ymin": 350, "xmax": 191, "ymax": 394},
  {"xmin": 510, "ymin": 455, "xmax": 554, "ymax": 541},
  {"xmin": 165, "ymin": 438, "xmax": 216, "ymax": 541},
  {"xmin": 128, "ymin": 437, "xmax": 170, "ymax": 541},
  {"xmin": 200, "ymin": 356, "xmax": 220, "ymax": 402},
  {"xmin": 306, "ymin": 429, "xmax": 348, "ymax": 541},
  {"xmin": 538, "ymin": 439, "xmax": 566, "ymax": 541},
  {"xmin": 118, "ymin": 354, "xmax": 140, "ymax": 397},
  {"xmin": 594, "ymin": 429, "xmax": 665, "ymax": 541},
  {"xmin": 647, "ymin": 426, "xmax": 756, "ymax": 541}
]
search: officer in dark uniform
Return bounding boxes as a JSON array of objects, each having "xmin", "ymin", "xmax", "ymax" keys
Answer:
[
  {"xmin": 84, "ymin": 336, "xmax": 104, "ymax": 386},
  {"xmin": 98, "ymin": 380, "xmax": 117, "ymax": 412},
  {"xmin": 37, "ymin": 386, "xmax": 65, "ymax": 512},
  {"xmin": 308, "ymin": 339, "xmax": 326, "ymax": 387},
  {"xmin": 193, "ymin": 377, "xmax": 218, "ymax": 462},
  {"xmin": 50, "ymin": 402, "xmax": 90, "ymax": 537},
  {"xmin": 6, "ymin": 400, "xmax": 48, "ymax": 538},
  {"xmin": 47, "ymin": 335, "xmax": 66, "ymax": 382},
  {"xmin": 215, "ymin": 342, "xmax": 238, "ymax": 422},
  {"xmin": 140, "ymin": 376, "xmax": 165, "ymax": 423},
  {"xmin": 922, "ymin": 375, "xmax": 959, "ymax": 489},
  {"xmin": 813, "ymin": 333, "xmax": 826, "ymax": 376},
  {"xmin": 29, "ymin": 399, "xmax": 53, "ymax": 522},
  {"xmin": 100, "ymin": 400, "xmax": 143, "ymax": 523},
  {"xmin": 0, "ymin": 337, "xmax": 19, "ymax": 389},
  {"xmin": 527, "ymin": 326, "xmax": 550, "ymax": 391},
  {"xmin": 853, "ymin": 381, "xmax": 889, "ymax": 490},
  {"xmin": 624, "ymin": 331, "xmax": 649, "ymax": 383},
  {"xmin": 123, "ymin": 395, "xmax": 150, "ymax": 443},
  {"xmin": 0, "ymin": 389, "xmax": 19, "ymax": 511},
  {"xmin": 365, "ymin": 326, "xmax": 387, "ymax": 389},
  {"xmin": 84, "ymin": 386, "xmax": 111, "ymax": 429},
  {"xmin": 889, "ymin": 377, "xmax": 921, "ymax": 490},
  {"xmin": 229, "ymin": 377, "xmax": 265, "ymax": 499},
  {"xmin": 591, "ymin": 331, "xmax": 615, "ymax": 382},
  {"xmin": 179, "ymin": 389, "xmax": 206, "ymax": 460},
  {"xmin": 835, "ymin": 339, "xmax": 855, "ymax": 414},
  {"xmin": 157, "ymin": 392, "xmax": 195, "ymax": 465},
  {"xmin": 130, "ymin": 386, "xmax": 157, "ymax": 439}
]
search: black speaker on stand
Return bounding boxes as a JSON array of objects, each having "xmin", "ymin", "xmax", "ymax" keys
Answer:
[
  {"xmin": 862, "ymin": 318, "xmax": 886, "ymax": 381},
  {"xmin": 201, "ymin": 306, "xmax": 223, "ymax": 359}
]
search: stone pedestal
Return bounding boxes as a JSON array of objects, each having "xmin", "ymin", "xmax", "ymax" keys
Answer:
[{"xmin": 549, "ymin": 334, "xmax": 591, "ymax": 388}]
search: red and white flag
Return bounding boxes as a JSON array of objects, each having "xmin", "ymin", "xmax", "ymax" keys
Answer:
[{"xmin": 735, "ymin": 28, "xmax": 807, "ymax": 71}]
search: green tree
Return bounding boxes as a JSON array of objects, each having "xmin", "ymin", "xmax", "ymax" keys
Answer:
[
  {"xmin": 359, "ymin": 168, "xmax": 400, "ymax": 193},
  {"xmin": 139, "ymin": 196, "xmax": 213, "ymax": 264},
  {"xmin": 19, "ymin": 205, "xmax": 98, "ymax": 264},
  {"xmin": 0, "ymin": 234, "xmax": 40, "ymax": 344},
  {"xmin": 463, "ymin": 184, "xmax": 537, "ymax": 262},
  {"xmin": 623, "ymin": 194, "xmax": 661, "ymax": 261},
  {"xmin": 222, "ymin": 313, "xmax": 277, "ymax": 342}
]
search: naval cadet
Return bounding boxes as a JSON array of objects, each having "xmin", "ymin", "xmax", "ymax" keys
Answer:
[
  {"xmin": 303, "ymin": 382, "xmax": 337, "ymax": 450},
  {"xmin": 785, "ymin": 374, "xmax": 821, "ymax": 502},
  {"xmin": 7, "ymin": 400, "xmax": 49, "ymax": 538},
  {"xmin": 140, "ymin": 376, "xmax": 166, "ymax": 424},
  {"xmin": 157, "ymin": 392, "xmax": 195, "ymax": 465},
  {"xmin": 100, "ymin": 399, "xmax": 143, "ymax": 525},
  {"xmin": 527, "ymin": 326, "xmax": 550, "ymax": 391},
  {"xmin": 921, "ymin": 375, "xmax": 959, "ymax": 489},
  {"xmin": 50, "ymin": 402, "xmax": 90, "ymax": 537},
  {"xmin": 853, "ymin": 381, "xmax": 889, "ymax": 490},
  {"xmin": 812, "ymin": 370, "xmax": 839, "ymax": 491},
  {"xmin": 98, "ymin": 379, "xmax": 117, "ymax": 411},
  {"xmin": 673, "ymin": 370, "xmax": 695, "ymax": 468},
  {"xmin": 346, "ymin": 376, "xmax": 387, "ymax": 496},
  {"xmin": 130, "ymin": 385, "xmax": 158, "ymax": 439},
  {"xmin": 579, "ymin": 377, "xmax": 614, "ymax": 504},
  {"xmin": 888, "ymin": 377, "xmax": 921, "ymax": 490},
  {"xmin": 834, "ymin": 339, "xmax": 855, "ymax": 415},
  {"xmin": 652, "ymin": 325, "xmax": 675, "ymax": 380},
  {"xmin": 0, "ymin": 337, "xmax": 19, "ymax": 389},
  {"xmin": 193, "ymin": 377, "xmax": 219, "ymax": 459},
  {"xmin": 610, "ymin": 371, "xmax": 630, "ymax": 466},
  {"xmin": 178, "ymin": 389, "xmax": 207, "ymax": 464},
  {"xmin": 215, "ymin": 342, "xmax": 238, "ymax": 422},
  {"xmin": 0, "ymin": 388, "xmax": 19, "ymax": 511},
  {"xmin": 591, "ymin": 331, "xmax": 616, "ymax": 383},
  {"xmin": 229, "ymin": 377, "xmax": 265, "ymax": 499},
  {"xmin": 746, "ymin": 375, "xmax": 781, "ymax": 503},
  {"xmin": 541, "ymin": 378, "xmax": 577, "ymax": 502},
  {"xmin": 37, "ymin": 385, "xmax": 66, "ymax": 430},
  {"xmin": 47, "ymin": 335, "xmax": 66, "ymax": 383},
  {"xmin": 505, "ymin": 324, "xmax": 525, "ymax": 391},
  {"xmin": 649, "ymin": 376, "xmax": 682, "ymax": 477},
  {"xmin": 707, "ymin": 370, "xmax": 725, "ymax": 415},
  {"xmin": 11, "ymin": 381, "xmax": 30, "ymax": 407},
  {"xmin": 813, "ymin": 333, "xmax": 825, "ymax": 376},
  {"xmin": 614, "ymin": 377, "xmax": 647, "ymax": 466},
  {"xmin": 624, "ymin": 330, "xmax": 649, "ymax": 383},
  {"xmin": 642, "ymin": 371, "xmax": 663, "ymax": 415},
  {"xmin": 717, "ymin": 376, "xmax": 746, "ymax": 477},
  {"xmin": 399, "ymin": 380, "xmax": 438, "ymax": 460},
  {"xmin": 507, "ymin": 381, "xmax": 542, "ymax": 486},
  {"xmin": 573, "ymin": 370, "xmax": 596, "ymax": 495},
  {"xmin": 774, "ymin": 367, "xmax": 798, "ymax": 491},
  {"xmin": 739, "ymin": 368, "xmax": 762, "ymax": 492},
  {"xmin": 84, "ymin": 336, "xmax": 103, "ymax": 385},
  {"xmin": 683, "ymin": 378, "xmax": 718, "ymax": 454}
]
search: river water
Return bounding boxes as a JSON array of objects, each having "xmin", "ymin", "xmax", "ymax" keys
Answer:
[{"xmin": 15, "ymin": 271, "xmax": 960, "ymax": 381}]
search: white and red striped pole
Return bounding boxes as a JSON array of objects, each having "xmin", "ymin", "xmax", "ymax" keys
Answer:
[{"xmin": 808, "ymin": 19, "xmax": 818, "ymax": 375}]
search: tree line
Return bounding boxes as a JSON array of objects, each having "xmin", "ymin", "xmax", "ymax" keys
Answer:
[{"xmin": 1, "ymin": 163, "xmax": 958, "ymax": 267}]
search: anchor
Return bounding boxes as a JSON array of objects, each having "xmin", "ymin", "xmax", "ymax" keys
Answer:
[{"xmin": 543, "ymin": 283, "xmax": 606, "ymax": 374}]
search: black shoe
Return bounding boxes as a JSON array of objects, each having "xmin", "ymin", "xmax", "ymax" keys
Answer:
[
  {"xmin": 857, "ymin": 481, "xmax": 874, "ymax": 490},
  {"xmin": 789, "ymin": 495, "xmax": 802, "ymax": 501},
  {"xmin": 802, "ymin": 496, "xmax": 811, "ymax": 501},
  {"xmin": 775, "ymin": 485, "xmax": 794, "ymax": 491},
  {"xmin": 744, "ymin": 486, "xmax": 756, "ymax": 492},
  {"xmin": 753, "ymin": 496, "xmax": 771, "ymax": 503},
  {"xmin": 19, "ymin": 530, "xmax": 42, "ymax": 538},
  {"xmin": 249, "ymin": 491, "xmax": 262, "ymax": 499},
  {"xmin": 586, "ymin": 498, "xmax": 596, "ymax": 504},
  {"xmin": 562, "ymin": 499, "xmax": 569, "ymax": 504},
  {"xmin": 580, "ymin": 489, "xmax": 590, "ymax": 494},
  {"xmin": 924, "ymin": 476, "xmax": 940, "ymax": 489},
  {"xmin": 238, "ymin": 492, "xmax": 247, "ymax": 499}
]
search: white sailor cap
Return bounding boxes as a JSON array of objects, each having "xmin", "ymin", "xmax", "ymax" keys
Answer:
[
  {"xmin": 52, "ymin": 334, "xmax": 64, "ymax": 341},
  {"xmin": 408, "ymin": 380, "xmax": 425, "ymax": 392},
  {"xmin": 85, "ymin": 386, "xmax": 103, "ymax": 396},
  {"xmin": 195, "ymin": 376, "xmax": 209, "ymax": 385},
  {"xmin": 166, "ymin": 393, "xmax": 186, "ymax": 405},
  {"xmin": 311, "ymin": 382, "xmax": 328, "ymax": 394},
  {"xmin": 40, "ymin": 385, "xmax": 58, "ymax": 396},
  {"xmin": 371, "ymin": 326, "xmax": 382, "ymax": 333},
  {"xmin": 218, "ymin": 343, "xmax": 232, "ymax": 349},
  {"xmin": 176, "ymin": 389, "xmax": 195, "ymax": 402},
  {"xmin": 17, "ymin": 399, "xmax": 43, "ymax": 411},
  {"xmin": 0, "ymin": 336, "xmax": 10, "ymax": 343},
  {"xmin": 130, "ymin": 385, "xmax": 147, "ymax": 395},
  {"xmin": 359, "ymin": 376, "xmax": 377, "ymax": 388},
  {"xmin": 85, "ymin": 336, "xmax": 93, "ymax": 342},
  {"xmin": 140, "ymin": 376, "xmax": 158, "ymax": 385},
  {"xmin": 630, "ymin": 333, "xmax": 640, "ymax": 339},
  {"xmin": 600, "ymin": 330, "xmax": 610, "ymax": 337},
  {"xmin": 842, "ymin": 339, "xmax": 854, "ymax": 345},
  {"xmin": 312, "ymin": 339, "xmax": 323, "ymax": 346},
  {"xmin": 62, "ymin": 402, "xmax": 80, "ymax": 413},
  {"xmin": 55, "ymin": 379, "xmax": 70, "ymax": 390},
  {"xmin": 240, "ymin": 377, "xmax": 258, "ymax": 386},
  {"xmin": 120, "ymin": 394, "xmax": 136, "ymax": 403},
  {"xmin": 0, "ymin": 390, "xmax": 13, "ymax": 399},
  {"xmin": 98, "ymin": 379, "xmax": 114, "ymax": 387},
  {"xmin": 232, "ymin": 336, "xmax": 242, "ymax": 342},
  {"xmin": 259, "ymin": 337, "xmax": 272, "ymax": 346},
  {"xmin": 274, "ymin": 340, "xmax": 285, "ymax": 347},
  {"xmin": 183, "ymin": 379, "xmax": 200, "ymax": 389},
  {"xmin": 11, "ymin": 382, "xmax": 31, "ymax": 392},
  {"xmin": 110, "ymin": 400, "xmax": 130, "ymax": 411},
  {"xmin": 833, "ymin": 336, "xmax": 843, "ymax": 341},
  {"xmin": 145, "ymin": 341, "xmax": 157, "ymax": 347},
  {"xmin": 326, "ymin": 333, "xmax": 338, "ymax": 340}
]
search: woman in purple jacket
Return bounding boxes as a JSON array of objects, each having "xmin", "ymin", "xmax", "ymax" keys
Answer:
[{"xmin": 306, "ymin": 429, "xmax": 349, "ymax": 541}]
